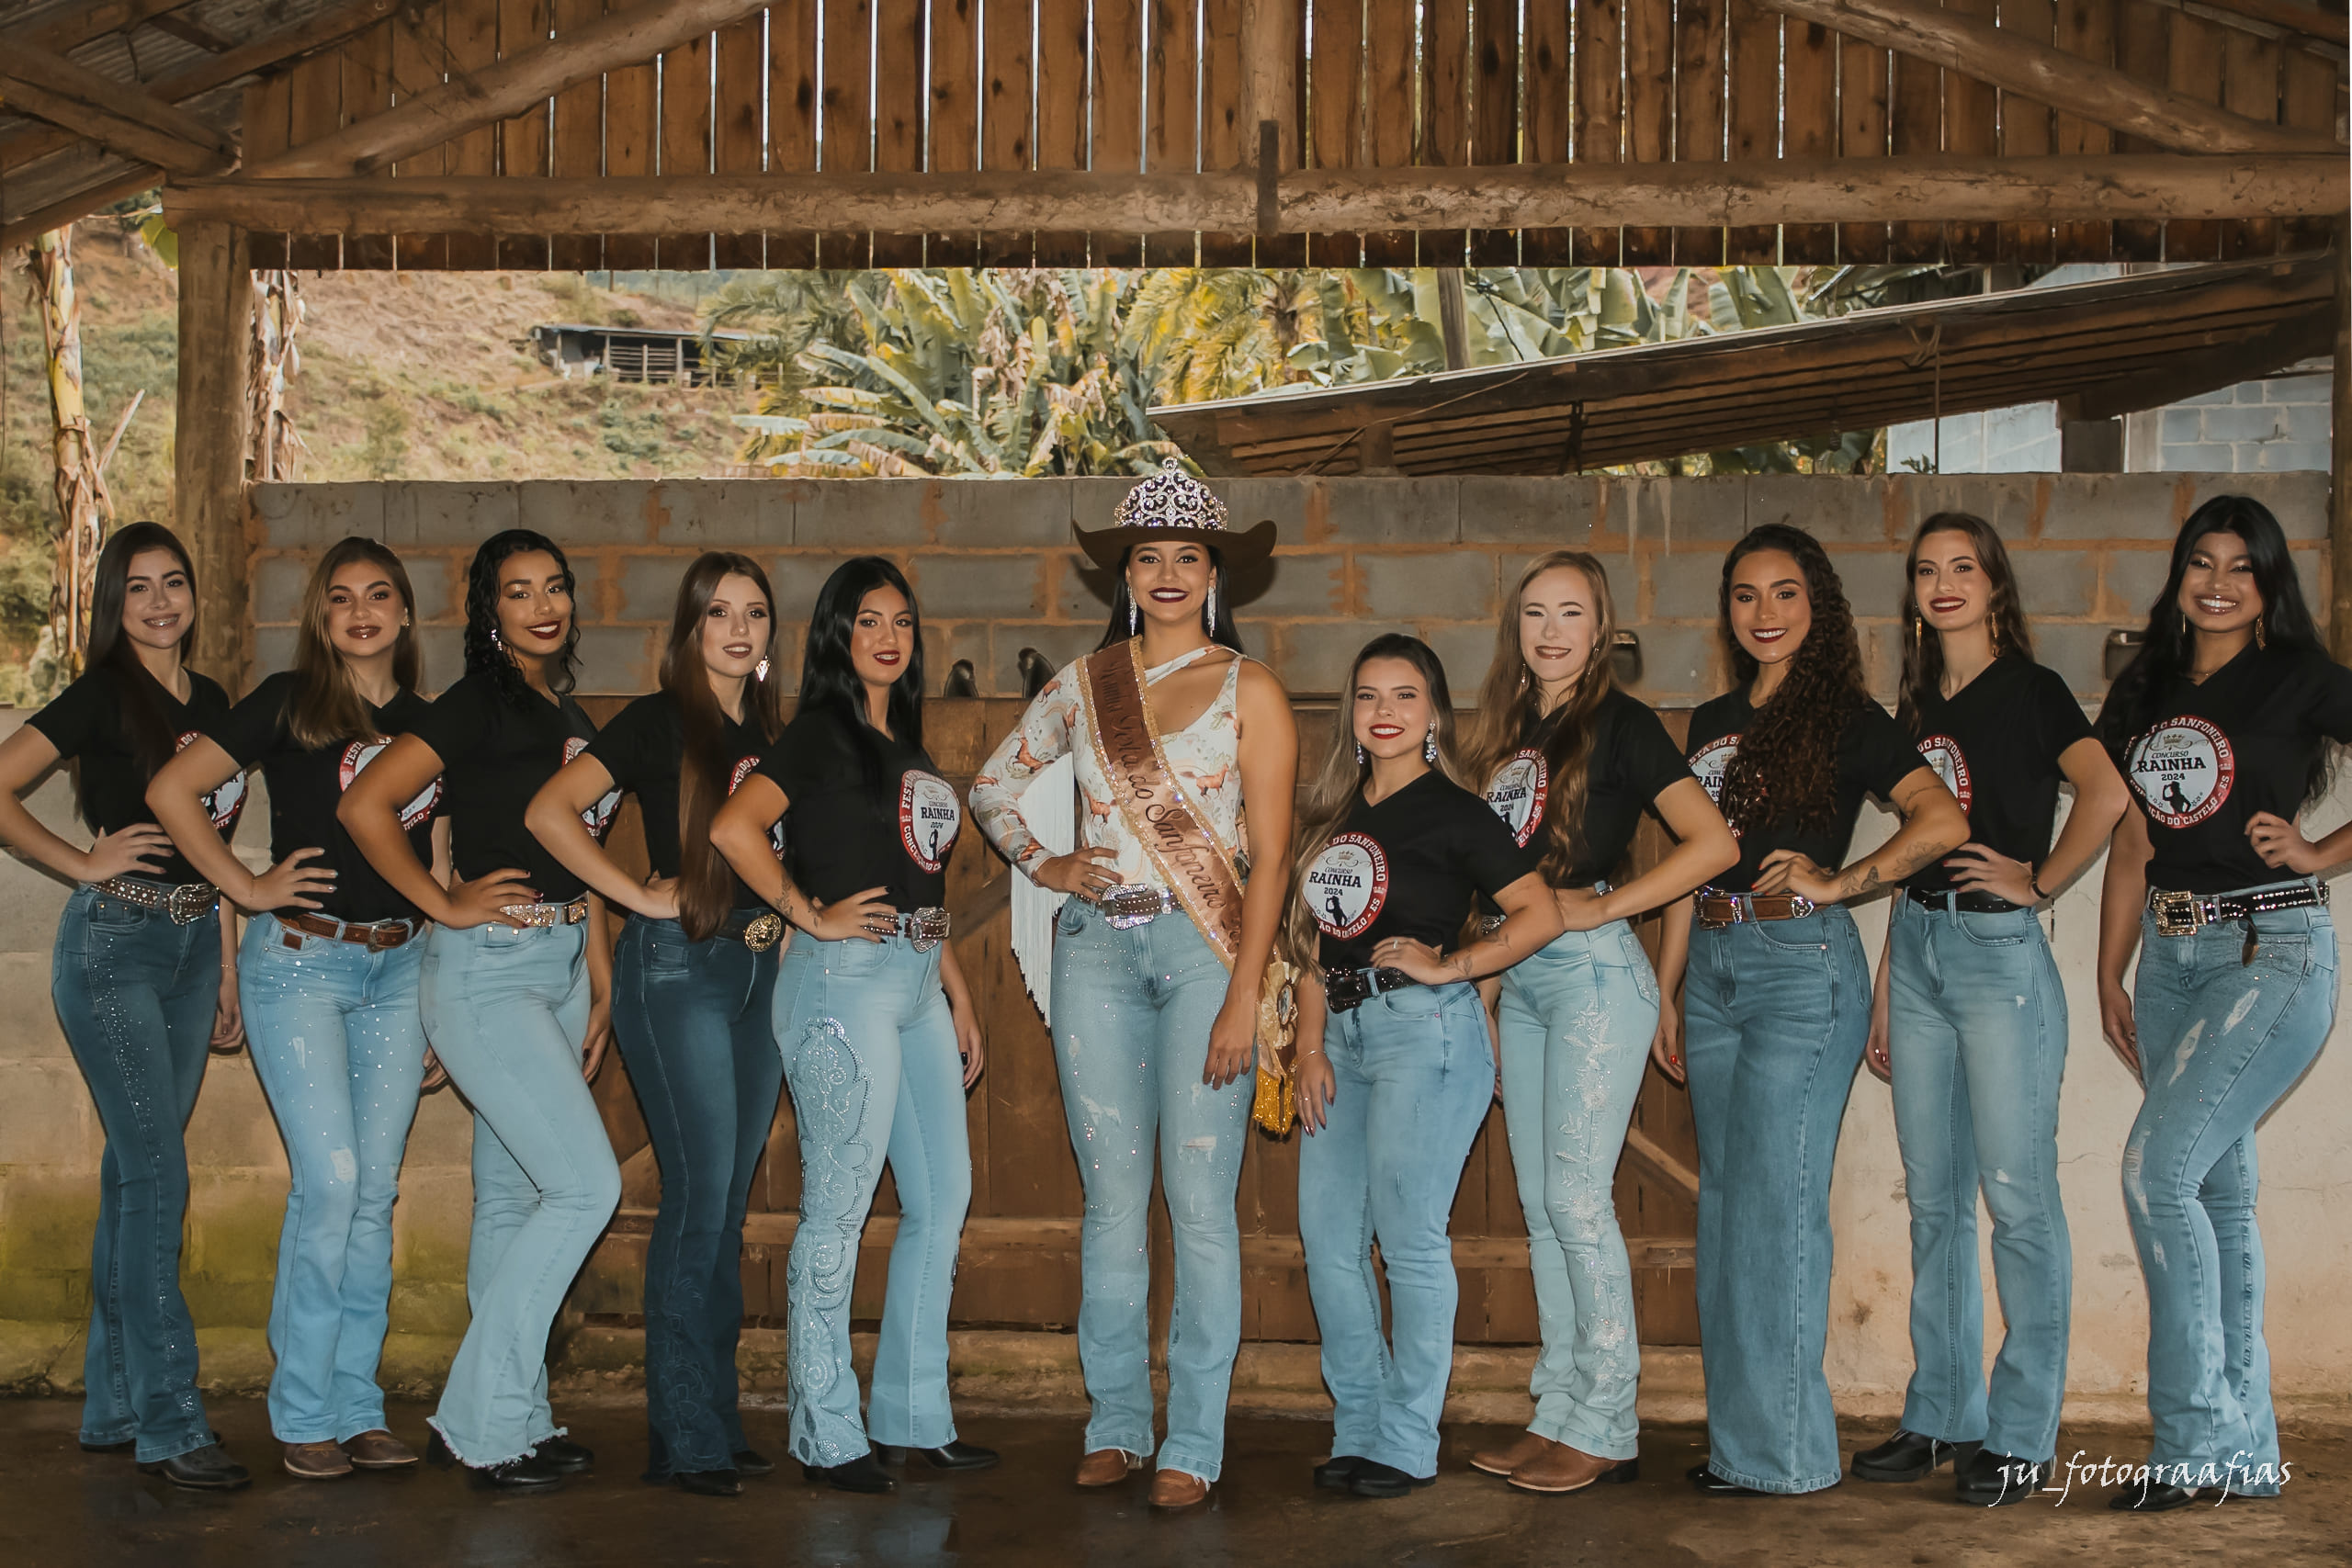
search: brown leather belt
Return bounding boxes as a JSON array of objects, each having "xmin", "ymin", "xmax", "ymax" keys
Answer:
[
  {"xmin": 1324, "ymin": 965, "xmax": 1418, "ymax": 1013},
  {"xmin": 1695, "ymin": 890, "xmax": 1817, "ymax": 929},
  {"xmin": 2147, "ymin": 880, "xmax": 2327, "ymax": 938},
  {"xmin": 94, "ymin": 876, "xmax": 218, "ymax": 924},
  {"xmin": 280, "ymin": 910, "xmax": 425, "ymax": 951}
]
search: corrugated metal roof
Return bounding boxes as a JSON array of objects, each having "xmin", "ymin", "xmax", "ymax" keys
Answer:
[{"xmin": 1151, "ymin": 257, "xmax": 2341, "ymax": 477}]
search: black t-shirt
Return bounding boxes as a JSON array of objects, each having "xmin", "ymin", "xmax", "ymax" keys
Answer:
[
  {"xmin": 405, "ymin": 671, "xmax": 615, "ymax": 902},
  {"xmin": 1485, "ymin": 688, "xmax": 1695, "ymax": 887},
  {"xmin": 1684, "ymin": 687, "xmax": 1928, "ymax": 893},
  {"xmin": 2109, "ymin": 643, "xmax": 2352, "ymax": 895},
  {"xmin": 585, "ymin": 691, "xmax": 780, "ymax": 908},
  {"xmin": 1306, "ymin": 771, "xmax": 1544, "ymax": 973},
  {"xmin": 1902, "ymin": 656, "xmax": 2093, "ymax": 897},
  {"xmin": 754, "ymin": 705, "xmax": 961, "ymax": 910},
  {"xmin": 29, "ymin": 665, "xmax": 245, "ymax": 886},
  {"xmin": 207, "ymin": 671, "xmax": 442, "ymax": 923}
]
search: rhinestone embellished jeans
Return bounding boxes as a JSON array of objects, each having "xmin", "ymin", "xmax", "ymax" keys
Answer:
[
  {"xmin": 1682, "ymin": 904, "xmax": 1870, "ymax": 1495},
  {"xmin": 1885, "ymin": 896, "xmax": 2072, "ymax": 1464},
  {"xmin": 615, "ymin": 914, "xmax": 781, "ymax": 1477},
  {"xmin": 419, "ymin": 919, "xmax": 618, "ymax": 1468},
  {"xmin": 2125, "ymin": 897, "xmax": 2335, "ymax": 1496},
  {"xmin": 1496, "ymin": 921, "xmax": 1659, "ymax": 1462},
  {"xmin": 52, "ymin": 885, "xmax": 221, "ymax": 1463},
  {"xmin": 238, "ymin": 913, "xmax": 429, "ymax": 1445},
  {"xmin": 774, "ymin": 933, "xmax": 969, "ymax": 1467},
  {"xmin": 1048, "ymin": 898, "xmax": 1252, "ymax": 1483},
  {"xmin": 1298, "ymin": 979, "xmax": 1495, "ymax": 1479}
]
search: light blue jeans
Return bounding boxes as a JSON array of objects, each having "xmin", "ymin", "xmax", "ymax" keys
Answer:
[
  {"xmin": 1497, "ymin": 922, "xmax": 1660, "ymax": 1461},
  {"xmin": 1049, "ymin": 898, "xmax": 1252, "ymax": 1482},
  {"xmin": 418, "ymin": 919, "xmax": 619, "ymax": 1468},
  {"xmin": 1299, "ymin": 979, "xmax": 1495, "ymax": 1478},
  {"xmin": 51, "ymin": 885, "xmax": 221, "ymax": 1463},
  {"xmin": 240, "ymin": 913, "xmax": 430, "ymax": 1445},
  {"xmin": 1682, "ymin": 903, "xmax": 1871, "ymax": 1495},
  {"xmin": 774, "ymin": 932, "xmax": 971, "ymax": 1467},
  {"xmin": 1885, "ymin": 896, "xmax": 2071, "ymax": 1462},
  {"xmin": 2126, "ymin": 891, "xmax": 2336, "ymax": 1496}
]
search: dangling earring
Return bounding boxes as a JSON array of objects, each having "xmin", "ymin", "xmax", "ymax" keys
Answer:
[
  {"xmin": 1354, "ymin": 740, "xmax": 1366, "ymax": 766},
  {"xmin": 755, "ymin": 658, "xmax": 770, "ymax": 682},
  {"xmin": 1423, "ymin": 723, "xmax": 1438, "ymax": 764},
  {"xmin": 2255, "ymin": 614, "xmax": 2267, "ymax": 650},
  {"xmin": 490, "ymin": 626, "xmax": 502, "ymax": 649},
  {"xmin": 1126, "ymin": 594, "xmax": 1139, "ymax": 637},
  {"xmin": 1203, "ymin": 579, "xmax": 1217, "ymax": 631},
  {"xmin": 1989, "ymin": 617, "xmax": 2000, "ymax": 656},
  {"xmin": 1911, "ymin": 615, "xmax": 1922, "ymax": 652}
]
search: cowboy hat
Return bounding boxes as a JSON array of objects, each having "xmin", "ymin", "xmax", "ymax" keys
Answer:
[{"xmin": 1072, "ymin": 457, "xmax": 1277, "ymax": 571}]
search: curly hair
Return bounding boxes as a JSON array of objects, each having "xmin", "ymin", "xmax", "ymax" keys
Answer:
[
  {"xmin": 462, "ymin": 528, "xmax": 581, "ymax": 706},
  {"xmin": 1715, "ymin": 524, "xmax": 1871, "ymax": 835},
  {"xmin": 1463, "ymin": 550, "xmax": 1622, "ymax": 886},
  {"xmin": 1894, "ymin": 512, "xmax": 2033, "ymax": 738}
]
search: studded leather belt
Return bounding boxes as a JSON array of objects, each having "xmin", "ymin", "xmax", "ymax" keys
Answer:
[
  {"xmin": 280, "ymin": 910, "xmax": 425, "ymax": 951},
  {"xmin": 1695, "ymin": 889, "xmax": 1816, "ymax": 929},
  {"xmin": 1097, "ymin": 885, "xmax": 1178, "ymax": 928},
  {"xmin": 94, "ymin": 876, "xmax": 218, "ymax": 924},
  {"xmin": 1324, "ymin": 965, "xmax": 1419, "ymax": 1013},
  {"xmin": 891, "ymin": 908, "xmax": 952, "ymax": 951},
  {"xmin": 2147, "ymin": 881, "xmax": 2326, "ymax": 939},
  {"xmin": 501, "ymin": 897, "xmax": 591, "ymax": 928}
]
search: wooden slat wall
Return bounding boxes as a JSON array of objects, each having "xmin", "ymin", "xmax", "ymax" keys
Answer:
[{"xmin": 241, "ymin": 0, "xmax": 2340, "ymax": 269}]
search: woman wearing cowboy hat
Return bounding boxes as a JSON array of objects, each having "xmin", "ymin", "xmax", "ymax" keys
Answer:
[{"xmin": 969, "ymin": 461, "xmax": 1297, "ymax": 1509}]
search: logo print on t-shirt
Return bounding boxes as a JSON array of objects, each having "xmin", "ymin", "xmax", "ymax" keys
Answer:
[
  {"xmin": 340, "ymin": 739, "xmax": 441, "ymax": 829},
  {"xmin": 176, "ymin": 731, "xmax": 246, "ymax": 832},
  {"xmin": 899, "ymin": 772, "xmax": 962, "ymax": 873},
  {"xmin": 1689, "ymin": 736, "xmax": 1738, "ymax": 807},
  {"xmin": 2127, "ymin": 716, "xmax": 2233, "ymax": 829},
  {"xmin": 1306, "ymin": 832, "xmax": 1388, "ymax": 940},
  {"xmin": 731, "ymin": 755, "xmax": 786, "ymax": 857},
  {"xmin": 1917, "ymin": 734, "xmax": 1973, "ymax": 814},
  {"xmin": 1485, "ymin": 750, "xmax": 1550, "ymax": 849},
  {"xmin": 565, "ymin": 736, "xmax": 621, "ymax": 837}
]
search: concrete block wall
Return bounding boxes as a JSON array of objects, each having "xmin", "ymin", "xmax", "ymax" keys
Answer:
[{"xmin": 249, "ymin": 471, "xmax": 2332, "ymax": 706}]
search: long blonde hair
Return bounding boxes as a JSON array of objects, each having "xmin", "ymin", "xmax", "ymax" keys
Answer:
[
  {"xmin": 1463, "ymin": 550, "xmax": 1622, "ymax": 886},
  {"xmin": 288, "ymin": 536, "xmax": 422, "ymax": 750},
  {"xmin": 1281, "ymin": 634, "xmax": 1469, "ymax": 976}
]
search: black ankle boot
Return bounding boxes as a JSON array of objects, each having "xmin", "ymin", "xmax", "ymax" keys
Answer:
[
  {"xmin": 673, "ymin": 1468, "xmax": 743, "ymax": 1497},
  {"xmin": 468, "ymin": 1452, "xmax": 567, "ymax": 1493},
  {"xmin": 1852, "ymin": 1429, "xmax": 1979, "ymax": 1483},
  {"xmin": 731, "ymin": 1448, "xmax": 775, "ymax": 1477},
  {"xmin": 138, "ymin": 1444, "xmax": 251, "ymax": 1492},
  {"xmin": 876, "ymin": 1441, "xmax": 1000, "ymax": 1472},
  {"xmin": 1956, "ymin": 1449, "xmax": 2052, "ymax": 1505},
  {"xmin": 803, "ymin": 1451, "xmax": 894, "ymax": 1495},
  {"xmin": 1313, "ymin": 1454, "xmax": 1365, "ymax": 1490},
  {"xmin": 534, "ymin": 1436, "xmax": 594, "ymax": 1474}
]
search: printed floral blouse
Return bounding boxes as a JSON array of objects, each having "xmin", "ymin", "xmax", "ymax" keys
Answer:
[{"xmin": 969, "ymin": 644, "xmax": 1248, "ymax": 893}]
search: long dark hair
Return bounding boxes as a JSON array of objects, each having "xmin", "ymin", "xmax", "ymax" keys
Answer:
[
  {"xmin": 1464, "ymin": 550, "xmax": 1622, "ymax": 886},
  {"xmin": 288, "ymin": 536, "xmax": 422, "ymax": 750},
  {"xmin": 1281, "ymin": 633, "xmax": 1467, "ymax": 975},
  {"xmin": 82, "ymin": 521, "xmax": 198, "ymax": 820},
  {"xmin": 2101, "ymin": 494, "xmax": 2331, "ymax": 804},
  {"xmin": 800, "ymin": 556, "xmax": 924, "ymax": 779},
  {"xmin": 1096, "ymin": 540, "xmax": 1245, "ymax": 653},
  {"xmin": 463, "ymin": 528, "xmax": 581, "ymax": 706},
  {"xmin": 665, "ymin": 553, "xmax": 786, "ymax": 941},
  {"xmin": 1894, "ymin": 512, "xmax": 2032, "ymax": 738},
  {"xmin": 1715, "ymin": 523, "xmax": 1871, "ymax": 835}
]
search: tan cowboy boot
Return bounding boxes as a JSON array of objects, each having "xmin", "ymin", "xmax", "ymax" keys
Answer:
[
  {"xmin": 341, "ymin": 1429, "xmax": 419, "ymax": 1469},
  {"xmin": 1471, "ymin": 1430, "xmax": 1550, "ymax": 1477},
  {"xmin": 282, "ymin": 1440, "xmax": 354, "ymax": 1480},
  {"xmin": 1148, "ymin": 1468, "xmax": 1210, "ymax": 1508},
  {"xmin": 1508, "ymin": 1438, "xmax": 1640, "ymax": 1495},
  {"xmin": 1074, "ymin": 1448, "xmax": 1142, "ymax": 1487}
]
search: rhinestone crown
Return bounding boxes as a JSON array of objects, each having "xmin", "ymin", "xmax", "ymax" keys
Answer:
[{"xmin": 1114, "ymin": 457, "xmax": 1229, "ymax": 533}]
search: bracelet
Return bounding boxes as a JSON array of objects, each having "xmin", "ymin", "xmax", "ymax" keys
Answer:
[{"xmin": 2030, "ymin": 873, "xmax": 2048, "ymax": 902}]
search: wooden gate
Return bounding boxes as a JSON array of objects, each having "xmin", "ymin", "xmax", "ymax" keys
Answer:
[{"xmin": 578, "ymin": 695, "xmax": 1701, "ymax": 1347}]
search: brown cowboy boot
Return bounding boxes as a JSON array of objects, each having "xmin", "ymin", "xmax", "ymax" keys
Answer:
[
  {"xmin": 1471, "ymin": 1430, "xmax": 1550, "ymax": 1477},
  {"xmin": 1148, "ymin": 1468, "xmax": 1209, "ymax": 1508},
  {"xmin": 1074, "ymin": 1448, "xmax": 1142, "ymax": 1487},
  {"xmin": 1508, "ymin": 1438, "xmax": 1640, "ymax": 1495},
  {"xmin": 341, "ymin": 1429, "xmax": 419, "ymax": 1469}
]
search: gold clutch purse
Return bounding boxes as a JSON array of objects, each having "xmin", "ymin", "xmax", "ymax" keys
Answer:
[{"xmin": 1250, "ymin": 955, "xmax": 1300, "ymax": 1135}]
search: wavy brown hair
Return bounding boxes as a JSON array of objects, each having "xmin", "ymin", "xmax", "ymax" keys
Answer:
[
  {"xmin": 1894, "ymin": 512, "xmax": 2031, "ymax": 739},
  {"xmin": 286, "ymin": 537, "xmax": 422, "ymax": 750},
  {"xmin": 1715, "ymin": 524, "xmax": 1871, "ymax": 836},
  {"xmin": 1281, "ymin": 634, "xmax": 1469, "ymax": 976},
  {"xmin": 1464, "ymin": 550, "xmax": 1621, "ymax": 886},
  {"xmin": 664, "ymin": 553, "xmax": 786, "ymax": 941},
  {"xmin": 79, "ymin": 522, "xmax": 197, "ymax": 823}
]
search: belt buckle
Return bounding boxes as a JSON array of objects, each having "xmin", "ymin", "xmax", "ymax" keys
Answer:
[
  {"xmin": 2151, "ymin": 890, "xmax": 2202, "ymax": 938},
  {"xmin": 1697, "ymin": 894, "xmax": 1741, "ymax": 930},
  {"xmin": 906, "ymin": 908, "xmax": 948, "ymax": 953},
  {"xmin": 504, "ymin": 902, "xmax": 555, "ymax": 929},
  {"xmin": 1326, "ymin": 969, "xmax": 1372, "ymax": 1012},
  {"xmin": 1786, "ymin": 895, "xmax": 1816, "ymax": 919},
  {"xmin": 1102, "ymin": 886, "xmax": 1161, "ymax": 929},
  {"xmin": 165, "ymin": 883, "xmax": 214, "ymax": 924},
  {"xmin": 741, "ymin": 912, "xmax": 784, "ymax": 953}
]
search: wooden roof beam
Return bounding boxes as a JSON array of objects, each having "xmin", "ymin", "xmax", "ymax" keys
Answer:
[
  {"xmin": 1757, "ymin": 0, "xmax": 2341, "ymax": 155},
  {"xmin": 14, "ymin": 0, "xmax": 198, "ymax": 58},
  {"xmin": 247, "ymin": 0, "xmax": 780, "ymax": 179},
  {"xmin": 0, "ymin": 40, "xmax": 236, "ymax": 175},
  {"xmin": 171, "ymin": 152, "xmax": 2348, "ymax": 235}
]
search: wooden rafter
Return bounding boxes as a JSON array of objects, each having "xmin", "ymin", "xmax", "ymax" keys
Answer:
[
  {"xmin": 246, "ymin": 0, "xmax": 779, "ymax": 179},
  {"xmin": 16, "ymin": 0, "xmax": 197, "ymax": 58},
  {"xmin": 1757, "ymin": 0, "xmax": 2341, "ymax": 156},
  {"xmin": 169, "ymin": 153, "xmax": 2348, "ymax": 237},
  {"xmin": 0, "ymin": 40, "xmax": 237, "ymax": 175}
]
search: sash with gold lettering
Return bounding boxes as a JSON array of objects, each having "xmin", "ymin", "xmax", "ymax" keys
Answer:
[{"xmin": 1080, "ymin": 640, "xmax": 1299, "ymax": 1132}]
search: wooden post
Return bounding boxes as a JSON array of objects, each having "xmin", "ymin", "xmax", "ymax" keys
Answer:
[
  {"xmin": 2333, "ymin": 217, "xmax": 2351, "ymax": 657},
  {"xmin": 175, "ymin": 220, "xmax": 254, "ymax": 692}
]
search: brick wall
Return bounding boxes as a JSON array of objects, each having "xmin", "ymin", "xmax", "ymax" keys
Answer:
[{"xmin": 250, "ymin": 471, "xmax": 2333, "ymax": 705}]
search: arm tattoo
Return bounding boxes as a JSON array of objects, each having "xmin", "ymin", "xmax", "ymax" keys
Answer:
[{"xmin": 1836, "ymin": 864, "xmax": 1883, "ymax": 900}]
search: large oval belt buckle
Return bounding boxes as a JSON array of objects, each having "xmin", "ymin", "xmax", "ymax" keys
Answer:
[
  {"xmin": 741, "ymin": 912, "xmax": 784, "ymax": 953},
  {"xmin": 167, "ymin": 883, "xmax": 216, "ymax": 924}
]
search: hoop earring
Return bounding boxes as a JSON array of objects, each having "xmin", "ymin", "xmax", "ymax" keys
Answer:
[
  {"xmin": 1204, "ymin": 580, "xmax": 1217, "ymax": 631},
  {"xmin": 1354, "ymin": 740, "xmax": 1366, "ymax": 766},
  {"xmin": 1126, "ymin": 595, "xmax": 1138, "ymax": 637},
  {"xmin": 1422, "ymin": 723, "xmax": 1438, "ymax": 764}
]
